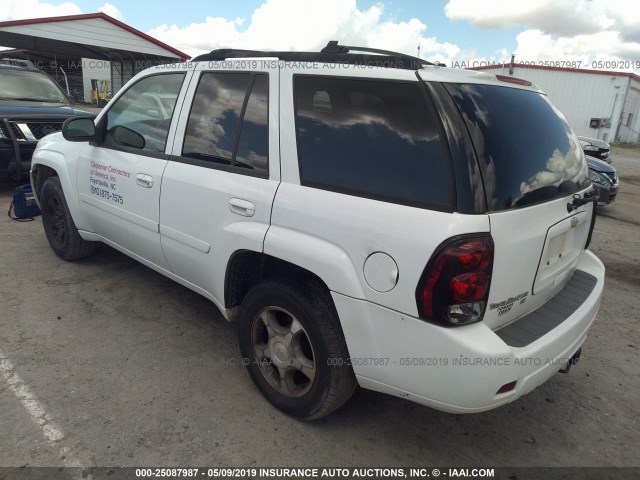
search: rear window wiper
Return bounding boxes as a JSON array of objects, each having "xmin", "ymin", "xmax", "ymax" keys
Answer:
[{"xmin": 567, "ymin": 191, "xmax": 598, "ymax": 213}]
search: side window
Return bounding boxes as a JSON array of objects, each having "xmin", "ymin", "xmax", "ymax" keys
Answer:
[
  {"xmin": 103, "ymin": 73, "xmax": 184, "ymax": 154},
  {"xmin": 236, "ymin": 75, "xmax": 269, "ymax": 175},
  {"xmin": 294, "ymin": 76, "xmax": 451, "ymax": 209},
  {"xmin": 182, "ymin": 72, "xmax": 269, "ymax": 175}
]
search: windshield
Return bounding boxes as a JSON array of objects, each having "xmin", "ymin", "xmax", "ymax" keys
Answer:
[
  {"xmin": 0, "ymin": 69, "xmax": 69, "ymax": 103},
  {"xmin": 445, "ymin": 83, "xmax": 590, "ymax": 211}
]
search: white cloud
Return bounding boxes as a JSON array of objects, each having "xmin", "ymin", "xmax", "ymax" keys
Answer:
[
  {"xmin": 3, "ymin": 0, "xmax": 634, "ymax": 74},
  {"xmin": 0, "ymin": 0, "xmax": 82, "ymax": 21},
  {"xmin": 513, "ymin": 29, "xmax": 640, "ymax": 62},
  {"xmin": 147, "ymin": 17, "xmax": 245, "ymax": 54},
  {"xmin": 445, "ymin": 0, "xmax": 640, "ymax": 67},
  {"xmin": 146, "ymin": 0, "xmax": 459, "ymax": 63},
  {"xmin": 0, "ymin": 0, "xmax": 122, "ymax": 22},
  {"xmin": 520, "ymin": 143, "xmax": 587, "ymax": 197},
  {"xmin": 97, "ymin": 3, "xmax": 123, "ymax": 21},
  {"xmin": 592, "ymin": 0, "xmax": 640, "ymax": 44},
  {"xmin": 445, "ymin": 0, "xmax": 616, "ymax": 36}
]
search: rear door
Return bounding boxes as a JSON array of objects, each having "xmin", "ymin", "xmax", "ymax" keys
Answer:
[
  {"xmin": 443, "ymin": 82, "xmax": 593, "ymax": 330},
  {"xmin": 160, "ymin": 62, "xmax": 280, "ymax": 303}
]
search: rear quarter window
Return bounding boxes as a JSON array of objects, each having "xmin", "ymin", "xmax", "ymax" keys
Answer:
[
  {"xmin": 445, "ymin": 83, "xmax": 590, "ymax": 211},
  {"xmin": 294, "ymin": 76, "xmax": 452, "ymax": 210}
]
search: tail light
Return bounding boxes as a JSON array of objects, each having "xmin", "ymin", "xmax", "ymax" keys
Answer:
[{"xmin": 416, "ymin": 235, "xmax": 494, "ymax": 326}]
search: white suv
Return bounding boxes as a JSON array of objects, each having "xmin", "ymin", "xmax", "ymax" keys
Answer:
[{"xmin": 30, "ymin": 43, "xmax": 605, "ymax": 420}]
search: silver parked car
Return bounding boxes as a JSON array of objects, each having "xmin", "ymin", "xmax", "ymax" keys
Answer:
[
  {"xmin": 587, "ymin": 155, "xmax": 618, "ymax": 205},
  {"xmin": 579, "ymin": 136, "xmax": 611, "ymax": 163}
]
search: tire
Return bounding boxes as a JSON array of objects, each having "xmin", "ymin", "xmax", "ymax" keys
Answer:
[
  {"xmin": 40, "ymin": 177, "xmax": 95, "ymax": 261},
  {"xmin": 238, "ymin": 279, "xmax": 357, "ymax": 420}
]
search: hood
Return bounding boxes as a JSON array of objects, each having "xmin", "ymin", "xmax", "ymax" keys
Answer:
[
  {"xmin": 587, "ymin": 155, "xmax": 616, "ymax": 173},
  {"xmin": 0, "ymin": 100, "xmax": 94, "ymax": 118},
  {"xmin": 578, "ymin": 135, "xmax": 610, "ymax": 148}
]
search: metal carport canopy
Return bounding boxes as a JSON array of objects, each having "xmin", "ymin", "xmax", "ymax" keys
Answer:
[{"xmin": 0, "ymin": 12, "xmax": 190, "ymax": 64}]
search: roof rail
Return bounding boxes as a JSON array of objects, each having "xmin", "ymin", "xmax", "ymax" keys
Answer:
[
  {"xmin": 320, "ymin": 41, "xmax": 442, "ymax": 67},
  {"xmin": 192, "ymin": 41, "xmax": 443, "ymax": 70}
]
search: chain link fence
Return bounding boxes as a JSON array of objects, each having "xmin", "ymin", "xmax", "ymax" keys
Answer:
[
  {"xmin": 7, "ymin": 56, "xmax": 108, "ymax": 105},
  {"xmin": 37, "ymin": 61, "xmax": 90, "ymax": 105},
  {"xmin": 4, "ymin": 53, "xmax": 181, "ymax": 107}
]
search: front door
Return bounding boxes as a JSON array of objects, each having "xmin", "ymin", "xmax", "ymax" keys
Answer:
[{"xmin": 76, "ymin": 72, "xmax": 188, "ymax": 270}]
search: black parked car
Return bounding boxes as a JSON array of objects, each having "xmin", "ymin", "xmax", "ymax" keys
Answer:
[
  {"xmin": 579, "ymin": 136, "xmax": 611, "ymax": 162},
  {"xmin": 0, "ymin": 60, "xmax": 93, "ymax": 179},
  {"xmin": 587, "ymin": 155, "xmax": 618, "ymax": 205}
]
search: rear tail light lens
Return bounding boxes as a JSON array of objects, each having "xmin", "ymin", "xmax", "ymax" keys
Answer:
[
  {"xmin": 417, "ymin": 235, "xmax": 494, "ymax": 326},
  {"xmin": 451, "ymin": 271, "xmax": 489, "ymax": 302}
]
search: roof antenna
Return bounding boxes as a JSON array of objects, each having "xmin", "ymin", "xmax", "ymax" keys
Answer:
[{"xmin": 417, "ymin": 44, "xmax": 421, "ymax": 58}]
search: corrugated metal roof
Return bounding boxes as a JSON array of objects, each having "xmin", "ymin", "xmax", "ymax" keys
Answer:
[{"xmin": 0, "ymin": 13, "xmax": 189, "ymax": 61}]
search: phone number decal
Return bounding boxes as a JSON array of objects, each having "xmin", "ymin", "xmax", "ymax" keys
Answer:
[{"xmin": 90, "ymin": 185, "xmax": 124, "ymax": 204}]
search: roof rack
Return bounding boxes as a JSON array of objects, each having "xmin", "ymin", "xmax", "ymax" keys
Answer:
[{"xmin": 192, "ymin": 41, "xmax": 443, "ymax": 70}]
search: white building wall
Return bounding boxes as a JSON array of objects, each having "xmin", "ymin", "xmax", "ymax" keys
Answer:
[
  {"xmin": 474, "ymin": 66, "xmax": 631, "ymax": 142},
  {"xmin": 618, "ymin": 79, "xmax": 640, "ymax": 143},
  {"xmin": 81, "ymin": 58, "xmax": 111, "ymax": 103},
  {"xmin": 3, "ymin": 18, "xmax": 182, "ymax": 57}
]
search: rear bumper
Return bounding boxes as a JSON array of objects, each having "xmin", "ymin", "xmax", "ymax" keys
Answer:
[{"xmin": 333, "ymin": 250, "xmax": 604, "ymax": 413}]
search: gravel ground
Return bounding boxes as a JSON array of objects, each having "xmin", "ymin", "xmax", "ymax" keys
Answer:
[{"xmin": 0, "ymin": 147, "xmax": 638, "ymax": 478}]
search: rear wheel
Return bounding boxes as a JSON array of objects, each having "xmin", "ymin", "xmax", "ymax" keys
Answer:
[
  {"xmin": 40, "ymin": 177, "xmax": 95, "ymax": 261},
  {"xmin": 238, "ymin": 279, "xmax": 357, "ymax": 420}
]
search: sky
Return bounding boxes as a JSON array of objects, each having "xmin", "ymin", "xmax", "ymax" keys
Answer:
[{"xmin": 1, "ymin": 0, "xmax": 639, "ymax": 72}]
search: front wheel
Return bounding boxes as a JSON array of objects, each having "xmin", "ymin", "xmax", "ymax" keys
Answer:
[
  {"xmin": 40, "ymin": 177, "xmax": 95, "ymax": 261},
  {"xmin": 238, "ymin": 280, "xmax": 357, "ymax": 420}
]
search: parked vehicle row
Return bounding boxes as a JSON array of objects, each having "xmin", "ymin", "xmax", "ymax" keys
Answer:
[
  {"xmin": 0, "ymin": 59, "xmax": 92, "ymax": 180},
  {"xmin": 587, "ymin": 155, "xmax": 619, "ymax": 205},
  {"xmin": 579, "ymin": 135, "xmax": 611, "ymax": 162}
]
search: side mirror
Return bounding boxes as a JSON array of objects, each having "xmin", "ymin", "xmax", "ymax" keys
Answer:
[
  {"xmin": 109, "ymin": 125, "xmax": 146, "ymax": 150},
  {"xmin": 62, "ymin": 117, "xmax": 96, "ymax": 142}
]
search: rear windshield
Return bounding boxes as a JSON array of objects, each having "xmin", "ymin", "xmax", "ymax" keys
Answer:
[{"xmin": 445, "ymin": 83, "xmax": 590, "ymax": 211}]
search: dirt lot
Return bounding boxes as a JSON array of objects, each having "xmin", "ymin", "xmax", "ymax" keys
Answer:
[{"xmin": 0, "ymin": 148, "xmax": 639, "ymax": 477}]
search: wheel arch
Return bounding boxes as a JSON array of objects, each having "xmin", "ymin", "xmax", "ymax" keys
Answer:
[
  {"xmin": 31, "ymin": 149, "xmax": 92, "ymax": 232},
  {"xmin": 38, "ymin": 174, "xmax": 96, "ymax": 260},
  {"xmin": 31, "ymin": 164, "xmax": 58, "ymax": 203},
  {"xmin": 224, "ymin": 250, "xmax": 338, "ymax": 314}
]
